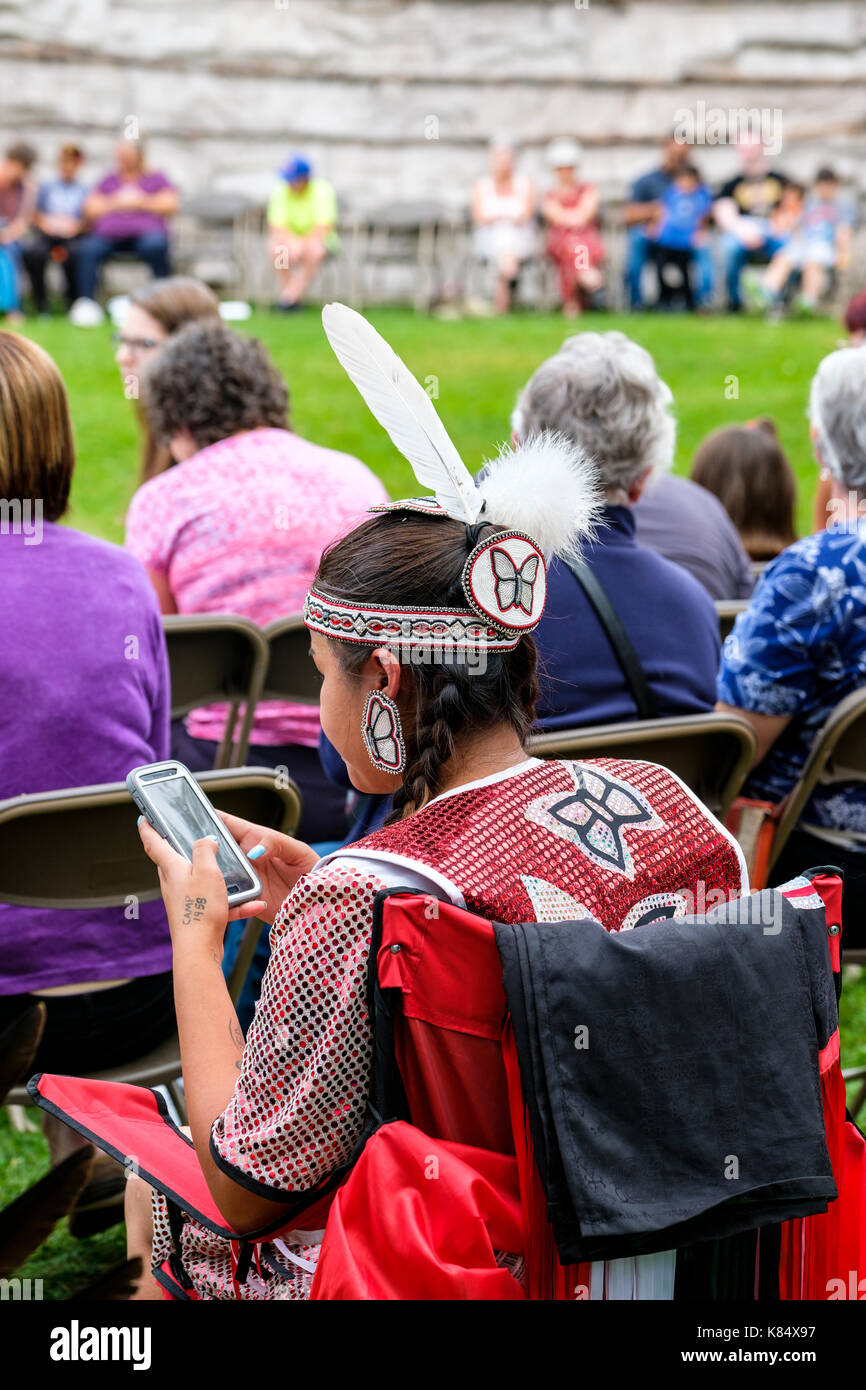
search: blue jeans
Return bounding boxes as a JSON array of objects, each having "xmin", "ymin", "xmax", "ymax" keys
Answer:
[
  {"xmin": 625, "ymin": 228, "xmax": 714, "ymax": 309},
  {"xmin": 76, "ymin": 231, "xmax": 172, "ymax": 299},
  {"xmin": 222, "ymin": 839, "xmax": 343, "ymax": 1032},
  {"xmin": 720, "ymin": 231, "xmax": 787, "ymax": 310},
  {"xmin": 0, "ymin": 240, "xmax": 23, "ymax": 311}
]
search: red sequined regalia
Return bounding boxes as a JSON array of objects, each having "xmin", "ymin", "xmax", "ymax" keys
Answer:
[{"xmin": 149, "ymin": 755, "xmax": 746, "ymax": 1298}]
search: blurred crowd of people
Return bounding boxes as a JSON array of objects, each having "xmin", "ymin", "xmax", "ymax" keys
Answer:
[
  {"xmin": 0, "ymin": 128, "xmax": 859, "ymax": 323},
  {"xmin": 0, "ymin": 139, "xmax": 178, "ymax": 325},
  {"xmin": 474, "ymin": 131, "xmax": 857, "ymax": 317}
]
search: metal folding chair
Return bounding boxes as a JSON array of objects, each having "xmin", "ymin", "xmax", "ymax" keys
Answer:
[
  {"xmin": 764, "ymin": 685, "xmax": 866, "ymax": 965},
  {"xmin": 715, "ymin": 599, "xmax": 749, "ymax": 643},
  {"xmin": 0, "ymin": 768, "xmax": 301, "ymax": 1115},
  {"xmin": 262, "ymin": 614, "xmax": 321, "ymax": 705},
  {"xmin": 163, "ymin": 613, "xmax": 270, "ymax": 768},
  {"xmin": 529, "ymin": 711, "xmax": 757, "ymax": 820}
]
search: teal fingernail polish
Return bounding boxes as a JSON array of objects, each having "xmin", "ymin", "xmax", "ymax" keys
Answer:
[
  {"xmin": 247, "ymin": 843, "xmax": 266, "ymax": 860},
  {"xmin": 137, "ymin": 815, "xmax": 143, "ymax": 827},
  {"xmin": 206, "ymin": 834, "xmax": 219, "ymax": 844}
]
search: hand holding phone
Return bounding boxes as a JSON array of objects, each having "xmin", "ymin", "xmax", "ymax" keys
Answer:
[
  {"xmin": 127, "ymin": 762, "xmax": 263, "ymax": 908},
  {"xmin": 137, "ymin": 818, "xmax": 265, "ymax": 947},
  {"xmin": 216, "ymin": 811, "xmax": 319, "ymax": 925}
]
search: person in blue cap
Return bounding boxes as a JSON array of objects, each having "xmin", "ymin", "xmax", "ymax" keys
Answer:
[{"xmin": 267, "ymin": 154, "xmax": 338, "ymax": 310}]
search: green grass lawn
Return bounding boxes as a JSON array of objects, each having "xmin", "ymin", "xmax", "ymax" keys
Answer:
[
  {"xmin": 19, "ymin": 307, "xmax": 844, "ymax": 544},
  {"xmin": 3, "ymin": 305, "xmax": 864, "ymax": 1296}
]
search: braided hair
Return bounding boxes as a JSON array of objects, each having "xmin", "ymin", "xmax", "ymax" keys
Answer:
[{"xmin": 314, "ymin": 511, "xmax": 540, "ymax": 821}]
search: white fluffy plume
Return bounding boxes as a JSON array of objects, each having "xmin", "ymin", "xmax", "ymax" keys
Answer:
[
  {"xmin": 476, "ymin": 432, "xmax": 602, "ymax": 562},
  {"xmin": 322, "ymin": 302, "xmax": 482, "ymax": 523}
]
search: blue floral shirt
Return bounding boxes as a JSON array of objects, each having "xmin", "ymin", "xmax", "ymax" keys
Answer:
[{"xmin": 717, "ymin": 523, "xmax": 866, "ymax": 841}]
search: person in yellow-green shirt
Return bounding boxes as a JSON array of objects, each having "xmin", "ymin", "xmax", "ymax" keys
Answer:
[{"xmin": 267, "ymin": 155, "xmax": 338, "ymax": 310}]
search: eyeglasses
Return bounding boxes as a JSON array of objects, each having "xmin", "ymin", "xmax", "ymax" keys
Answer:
[{"xmin": 112, "ymin": 333, "xmax": 161, "ymax": 351}]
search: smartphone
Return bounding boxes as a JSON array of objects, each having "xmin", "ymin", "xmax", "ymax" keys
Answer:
[{"xmin": 126, "ymin": 761, "xmax": 262, "ymax": 908}]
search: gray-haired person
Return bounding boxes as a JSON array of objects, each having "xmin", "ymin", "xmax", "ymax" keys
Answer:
[
  {"xmin": 514, "ymin": 330, "xmax": 720, "ymax": 731},
  {"xmin": 718, "ymin": 345, "xmax": 866, "ymax": 943}
]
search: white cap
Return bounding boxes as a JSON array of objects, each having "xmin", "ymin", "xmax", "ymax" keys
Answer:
[{"xmin": 546, "ymin": 136, "xmax": 583, "ymax": 169}]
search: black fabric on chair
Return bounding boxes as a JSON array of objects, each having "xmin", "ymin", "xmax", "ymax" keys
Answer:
[{"xmin": 494, "ymin": 888, "xmax": 837, "ymax": 1264}]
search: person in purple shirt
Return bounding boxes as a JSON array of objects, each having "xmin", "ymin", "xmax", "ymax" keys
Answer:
[
  {"xmin": 512, "ymin": 330, "xmax": 720, "ymax": 727},
  {"xmin": 633, "ymin": 472, "xmax": 754, "ymax": 601},
  {"xmin": 75, "ymin": 140, "xmax": 179, "ymax": 306},
  {"xmin": 0, "ymin": 332, "xmax": 174, "ymax": 1163}
]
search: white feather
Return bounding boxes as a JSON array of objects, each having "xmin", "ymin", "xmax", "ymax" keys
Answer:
[
  {"xmin": 476, "ymin": 432, "xmax": 602, "ymax": 562},
  {"xmin": 322, "ymin": 303, "xmax": 482, "ymax": 522}
]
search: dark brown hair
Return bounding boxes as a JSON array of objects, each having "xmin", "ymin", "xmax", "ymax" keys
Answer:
[
  {"xmin": 845, "ymin": 290, "xmax": 866, "ymax": 338},
  {"xmin": 690, "ymin": 419, "xmax": 797, "ymax": 560},
  {"xmin": 144, "ymin": 320, "xmax": 289, "ymax": 453},
  {"xmin": 315, "ymin": 512, "xmax": 539, "ymax": 822},
  {"xmin": 128, "ymin": 277, "xmax": 221, "ymax": 482},
  {"xmin": 4, "ymin": 142, "xmax": 36, "ymax": 170},
  {"xmin": 0, "ymin": 332, "xmax": 74, "ymax": 522}
]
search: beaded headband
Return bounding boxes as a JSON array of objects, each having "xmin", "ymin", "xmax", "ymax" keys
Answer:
[
  {"xmin": 303, "ymin": 305, "xmax": 599, "ymax": 656},
  {"xmin": 305, "ymin": 524, "xmax": 547, "ymax": 653}
]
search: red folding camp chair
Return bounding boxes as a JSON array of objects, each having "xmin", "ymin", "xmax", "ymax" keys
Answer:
[
  {"xmin": 27, "ymin": 872, "xmax": 866, "ymax": 1301},
  {"xmin": 310, "ymin": 872, "xmax": 866, "ymax": 1301}
]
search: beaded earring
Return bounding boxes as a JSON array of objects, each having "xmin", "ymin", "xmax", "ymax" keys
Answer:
[{"xmin": 362, "ymin": 689, "xmax": 406, "ymax": 774}]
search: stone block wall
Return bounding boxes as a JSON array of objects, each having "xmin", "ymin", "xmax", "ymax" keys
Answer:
[{"xmin": 1, "ymin": 1, "xmax": 864, "ymax": 211}]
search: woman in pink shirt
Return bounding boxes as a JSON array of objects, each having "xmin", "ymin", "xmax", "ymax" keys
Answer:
[
  {"xmin": 125, "ymin": 320, "xmax": 387, "ymax": 839},
  {"xmin": 542, "ymin": 137, "xmax": 605, "ymax": 317}
]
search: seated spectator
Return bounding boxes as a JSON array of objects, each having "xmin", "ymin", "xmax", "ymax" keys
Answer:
[
  {"xmin": 126, "ymin": 321, "xmax": 388, "ymax": 840},
  {"xmin": 74, "ymin": 140, "xmax": 179, "ymax": 319},
  {"xmin": 647, "ymin": 162, "xmax": 713, "ymax": 311},
  {"xmin": 512, "ymin": 331, "xmax": 720, "ymax": 727},
  {"xmin": 113, "ymin": 276, "xmax": 221, "ymax": 482},
  {"xmin": 718, "ymin": 346, "xmax": 866, "ymax": 945},
  {"xmin": 764, "ymin": 168, "xmax": 855, "ymax": 316},
  {"xmin": 713, "ymin": 133, "xmax": 790, "ymax": 312},
  {"xmin": 623, "ymin": 136, "xmax": 714, "ymax": 310},
  {"xmin": 541, "ymin": 137, "xmax": 605, "ymax": 317},
  {"xmin": 0, "ymin": 141, "xmax": 37, "ymax": 322},
  {"xmin": 754, "ymin": 182, "xmax": 805, "ymax": 313},
  {"xmin": 267, "ymin": 154, "xmax": 337, "ymax": 311},
  {"xmin": 21, "ymin": 141, "xmax": 87, "ymax": 313},
  {"xmin": 813, "ymin": 287, "xmax": 866, "ymax": 529},
  {"xmin": 690, "ymin": 418, "xmax": 797, "ymax": 562},
  {"xmin": 768, "ymin": 180, "xmax": 806, "ymax": 240},
  {"xmin": 844, "ymin": 288, "xmax": 866, "ymax": 344},
  {"xmin": 471, "ymin": 141, "xmax": 536, "ymax": 314},
  {"xmin": 0, "ymin": 331, "xmax": 173, "ymax": 1154},
  {"xmin": 633, "ymin": 473, "xmax": 754, "ymax": 601}
]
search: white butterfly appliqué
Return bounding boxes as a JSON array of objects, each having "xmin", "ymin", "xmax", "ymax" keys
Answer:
[
  {"xmin": 364, "ymin": 694, "xmax": 403, "ymax": 771},
  {"xmin": 491, "ymin": 547, "xmax": 539, "ymax": 616}
]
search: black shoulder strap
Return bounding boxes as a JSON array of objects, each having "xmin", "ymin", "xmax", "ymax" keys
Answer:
[{"xmin": 564, "ymin": 558, "xmax": 659, "ymax": 721}]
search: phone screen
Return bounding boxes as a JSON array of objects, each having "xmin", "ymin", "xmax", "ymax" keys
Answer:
[{"xmin": 146, "ymin": 774, "xmax": 258, "ymax": 896}]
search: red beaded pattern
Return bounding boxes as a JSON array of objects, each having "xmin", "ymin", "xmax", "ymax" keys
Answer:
[{"xmin": 304, "ymin": 587, "xmax": 522, "ymax": 651}]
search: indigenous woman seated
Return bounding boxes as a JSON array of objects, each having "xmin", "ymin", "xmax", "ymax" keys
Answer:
[{"xmin": 124, "ymin": 307, "xmax": 747, "ymax": 1300}]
